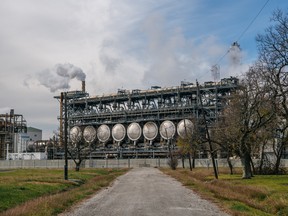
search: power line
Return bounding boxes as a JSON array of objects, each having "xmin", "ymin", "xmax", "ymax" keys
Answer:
[
  {"xmin": 216, "ymin": 49, "xmax": 229, "ymax": 65},
  {"xmin": 236, "ymin": 0, "xmax": 270, "ymax": 42},
  {"xmin": 215, "ymin": 0, "xmax": 271, "ymax": 65}
]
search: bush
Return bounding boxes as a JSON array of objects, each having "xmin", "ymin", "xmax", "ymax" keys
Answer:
[
  {"xmin": 255, "ymin": 156, "xmax": 287, "ymax": 175},
  {"xmin": 167, "ymin": 156, "xmax": 178, "ymax": 170}
]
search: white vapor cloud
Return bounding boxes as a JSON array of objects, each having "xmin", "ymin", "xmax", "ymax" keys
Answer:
[{"xmin": 36, "ymin": 63, "xmax": 86, "ymax": 92}]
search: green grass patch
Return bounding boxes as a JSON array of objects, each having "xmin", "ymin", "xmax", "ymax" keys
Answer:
[
  {"xmin": 230, "ymin": 202, "xmax": 250, "ymax": 212},
  {"xmin": 0, "ymin": 168, "xmax": 128, "ymax": 215},
  {"xmin": 161, "ymin": 167, "xmax": 288, "ymax": 216}
]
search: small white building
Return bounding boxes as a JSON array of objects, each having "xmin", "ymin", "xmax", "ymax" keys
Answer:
[
  {"xmin": 13, "ymin": 133, "xmax": 30, "ymax": 153},
  {"xmin": 8, "ymin": 152, "xmax": 47, "ymax": 160},
  {"xmin": 7, "ymin": 127, "xmax": 46, "ymax": 160},
  {"xmin": 27, "ymin": 127, "xmax": 42, "ymax": 142}
]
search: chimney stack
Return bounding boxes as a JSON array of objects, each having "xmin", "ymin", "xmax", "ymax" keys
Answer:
[{"xmin": 82, "ymin": 80, "xmax": 86, "ymax": 92}]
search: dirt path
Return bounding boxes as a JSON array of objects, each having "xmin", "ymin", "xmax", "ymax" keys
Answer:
[{"xmin": 60, "ymin": 168, "xmax": 229, "ymax": 216}]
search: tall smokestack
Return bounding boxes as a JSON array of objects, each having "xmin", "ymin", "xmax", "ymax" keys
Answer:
[
  {"xmin": 10, "ymin": 109, "xmax": 14, "ymax": 117},
  {"xmin": 82, "ymin": 80, "xmax": 86, "ymax": 92}
]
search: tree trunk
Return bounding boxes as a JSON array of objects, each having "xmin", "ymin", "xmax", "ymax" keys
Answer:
[
  {"xmin": 75, "ymin": 149, "xmax": 82, "ymax": 172},
  {"xmin": 181, "ymin": 156, "xmax": 185, "ymax": 168},
  {"xmin": 75, "ymin": 164, "xmax": 80, "ymax": 171},
  {"xmin": 259, "ymin": 145, "xmax": 265, "ymax": 174},
  {"xmin": 188, "ymin": 153, "xmax": 192, "ymax": 171},
  {"xmin": 227, "ymin": 156, "xmax": 233, "ymax": 175},
  {"xmin": 274, "ymin": 149, "xmax": 283, "ymax": 174},
  {"xmin": 75, "ymin": 159, "xmax": 82, "ymax": 171},
  {"xmin": 192, "ymin": 152, "xmax": 196, "ymax": 168},
  {"xmin": 273, "ymin": 141, "xmax": 285, "ymax": 174},
  {"xmin": 249, "ymin": 155, "xmax": 255, "ymax": 177},
  {"xmin": 241, "ymin": 152, "xmax": 253, "ymax": 179}
]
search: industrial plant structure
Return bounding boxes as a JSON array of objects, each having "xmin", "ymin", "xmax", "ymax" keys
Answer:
[
  {"xmin": 55, "ymin": 77, "xmax": 239, "ymax": 158},
  {"xmin": 0, "ymin": 109, "xmax": 27, "ymax": 159},
  {"xmin": 0, "ymin": 110, "xmax": 47, "ymax": 160}
]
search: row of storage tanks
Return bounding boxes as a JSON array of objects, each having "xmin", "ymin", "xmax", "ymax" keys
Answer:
[{"xmin": 69, "ymin": 119, "xmax": 194, "ymax": 144}]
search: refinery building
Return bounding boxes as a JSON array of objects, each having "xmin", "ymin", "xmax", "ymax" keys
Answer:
[
  {"xmin": 0, "ymin": 77, "xmax": 239, "ymax": 160},
  {"xmin": 0, "ymin": 110, "xmax": 46, "ymax": 160},
  {"xmin": 55, "ymin": 77, "xmax": 239, "ymax": 159}
]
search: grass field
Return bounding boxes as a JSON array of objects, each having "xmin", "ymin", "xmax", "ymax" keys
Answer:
[
  {"xmin": 161, "ymin": 168, "xmax": 288, "ymax": 216},
  {"xmin": 0, "ymin": 168, "xmax": 128, "ymax": 216},
  {"xmin": 1, "ymin": 167, "xmax": 287, "ymax": 216}
]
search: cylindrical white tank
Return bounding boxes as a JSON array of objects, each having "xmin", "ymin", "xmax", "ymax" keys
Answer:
[
  {"xmin": 83, "ymin": 126, "xmax": 97, "ymax": 143},
  {"xmin": 112, "ymin": 123, "xmax": 126, "ymax": 142},
  {"xmin": 159, "ymin": 120, "xmax": 176, "ymax": 140},
  {"xmin": 97, "ymin": 124, "xmax": 110, "ymax": 143},
  {"xmin": 70, "ymin": 126, "xmax": 82, "ymax": 143},
  {"xmin": 143, "ymin": 121, "xmax": 158, "ymax": 141},
  {"xmin": 177, "ymin": 119, "xmax": 194, "ymax": 139},
  {"xmin": 127, "ymin": 122, "xmax": 142, "ymax": 141}
]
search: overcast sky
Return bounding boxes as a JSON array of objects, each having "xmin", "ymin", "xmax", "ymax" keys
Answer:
[{"xmin": 0, "ymin": 0, "xmax": 287, "ymax": 139}]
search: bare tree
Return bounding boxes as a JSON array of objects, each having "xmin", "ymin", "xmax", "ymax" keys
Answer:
[
  {"xmin": 68, "ymin": 141, "xmax": 89, "ymax": 171},
  {"xmin": 212, "ymin": 68, "xmax": 274, "ymax": 179},
  {"xmin": 211, "ymin": 115, "xmax": 239, "ymax": 175},
  {"xmin": 177, "ymin": 123, "xmax": 202, "ymax": 171},
  {"xmin": 256, "ymin": 9, "xmax": 288, "ymax": 173}
]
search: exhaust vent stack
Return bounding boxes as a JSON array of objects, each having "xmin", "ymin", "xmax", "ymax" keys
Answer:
[{"xmin": 82, "ymin": 80, "xmax": 86, "ymax": 92}]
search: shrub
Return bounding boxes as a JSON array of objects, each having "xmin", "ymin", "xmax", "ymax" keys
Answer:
[{"xmin": 167, "ymin": 155, "xmax": 178, "ymax": 170}]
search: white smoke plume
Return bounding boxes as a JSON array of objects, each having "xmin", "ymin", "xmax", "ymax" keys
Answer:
[
  {"xmin": 229, "ymin": 42, "xmax": 242, "ymax": 66},
  {"xmin": 225, "ymin": 41, "xmax": 246, "ymax": 77},
  {"xmin": 37, "ymin": 63, "xmax": 86, "ymax": 92},
  {"xmin": 99, "ymin": 53, "xmax": 121, "ymax": 74},
  {"xmin": 99, "ymin": 40, "xmax": 122, "ymax": 74}
]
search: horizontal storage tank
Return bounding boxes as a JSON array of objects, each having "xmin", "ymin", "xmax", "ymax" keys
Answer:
[
  {"xmin": 127, "ymin": 122, "xmax": 142, "ymax": 141},
  {"xmin": 70, "ymin": 126, "xmax": 82, "ymax": 143},
  {"xmin": 97, "ymin": 124, "xmax": 110, "ymax": 143},
  {"xmin": 83, "ymin": 126, "xmax": 97, "ymax": 143},
  {"xmin": 143, "ymin": 121, "xmax": 158, "ymax": 141},
  {"xmin": 177, "ymin": 119, "xmax": 194, "ymax": 139},
  {"xmin": 112, "ymin": 123, "xmax": 126, "ymax": 142},
  {"xmin": 159, "ymin": 120, "xmax": 175, "ymax": 140}
]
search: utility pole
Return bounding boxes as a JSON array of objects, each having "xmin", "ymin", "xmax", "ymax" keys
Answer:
[
  {"xmin": 196, "ymin": 81, "xmax": 218, "ymax": 179},
  {"xmin": 184, "ymin": 119, "xmax": 192, "ymax": 170},
  {"xmin": 64, "ymin": 92, "xmax": 68, "ymax": 180}
]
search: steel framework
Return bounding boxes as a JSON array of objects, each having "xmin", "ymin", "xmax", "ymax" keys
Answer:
[
  {"xmin": 0, "ymin": 109, "xmax": 27, "ymax": 159},
  {"xmin": 54, "ymin": 77, "xmax": 238, "ymax": 158}
]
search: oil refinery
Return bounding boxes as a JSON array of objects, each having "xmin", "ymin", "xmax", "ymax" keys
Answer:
[{"xmin": 54, "ymin": 77, "xmax": 239, "ymax": 158}]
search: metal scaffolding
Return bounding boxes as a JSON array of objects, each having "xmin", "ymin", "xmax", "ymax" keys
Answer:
[
  {"xmin": 54, "ymin": 77, "xmax": 239, "ymax": 158},
  {"xmin": 0, "ymin": 109, "xmax": 27, "ymax": 159}
]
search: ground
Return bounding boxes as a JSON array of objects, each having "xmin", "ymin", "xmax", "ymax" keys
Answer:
[{"xmin": 60, "ymin": 167, "xmax": 229, "ymax": 216}]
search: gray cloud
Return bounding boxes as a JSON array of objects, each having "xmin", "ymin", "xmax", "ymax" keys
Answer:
[
  {"xmin": 0, "ymin": 0, "xmax": 283, "ymax": 139},
  {"xmin": 99, "ymin": 40, "xmax": 122, "ymax": 74},
  {"xmin": 140, "ymin": 13, "xmax": 225, "ymax": 86},
  {"xmin": 99, "ymin": 54, "xmax": 122, "ymax": 74}
]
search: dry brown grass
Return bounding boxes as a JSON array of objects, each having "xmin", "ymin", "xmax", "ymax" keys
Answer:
[
  {"xmin": 1, "ymin": 169, "xmax": 128, "ymax": 216},
  {"xmin": 161, "ymin": 168, "xmax": 288, "ymax": 216}
]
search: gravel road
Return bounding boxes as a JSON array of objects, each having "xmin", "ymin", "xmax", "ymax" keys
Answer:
[{"xmin": 60, "ymin": 167, "xmax": 229, "ymax": 216}]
